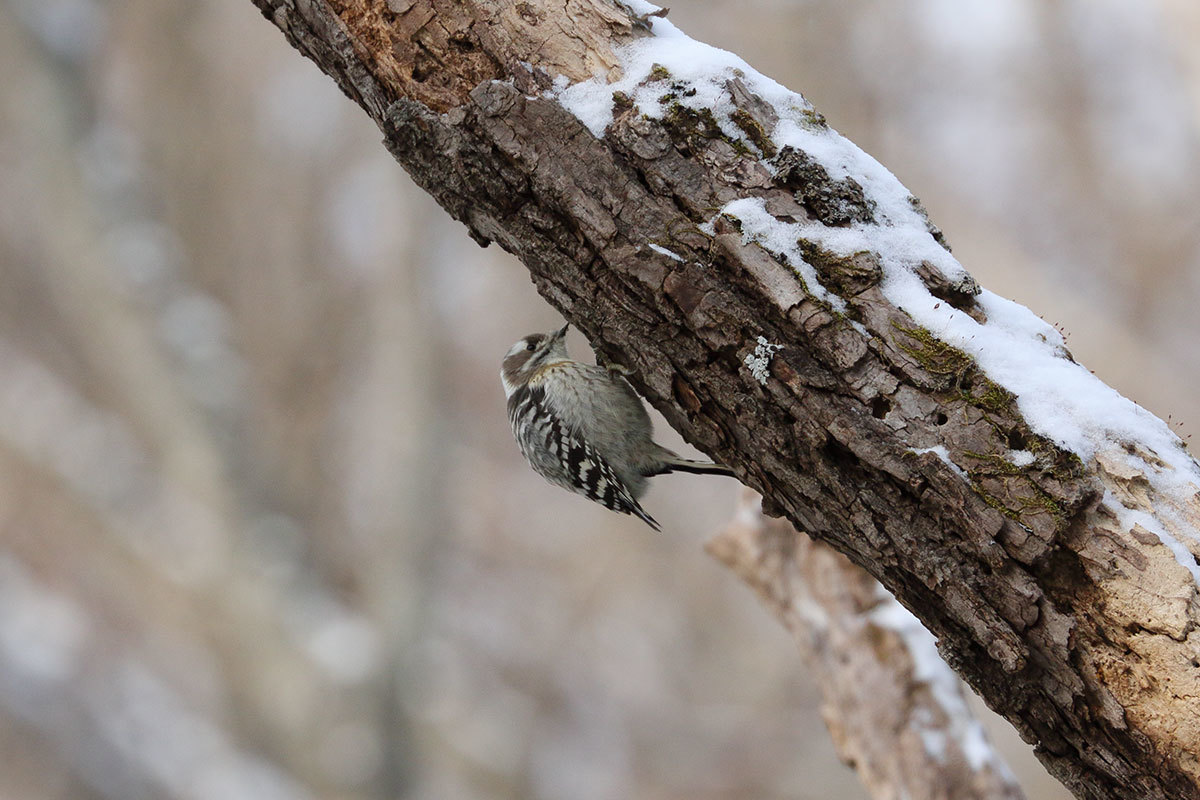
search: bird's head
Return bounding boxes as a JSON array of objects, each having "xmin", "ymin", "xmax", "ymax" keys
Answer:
[{"xmin": 501, "ymin": 323, "xmax": 570, "ymax": 397}]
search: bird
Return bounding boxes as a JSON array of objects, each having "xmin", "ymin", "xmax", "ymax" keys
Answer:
[{"xmin": 501, "ymin": 323, "xmax": 734, "ymax": 530}]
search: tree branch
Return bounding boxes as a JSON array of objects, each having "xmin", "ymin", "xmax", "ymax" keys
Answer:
[
  {"xmin": 248, "ymin": 1, "xmax": 1200, "ymax": 797},
  {"xmin": 711, "ymin": 490, "xmax": 1027, "ymax": 800}
]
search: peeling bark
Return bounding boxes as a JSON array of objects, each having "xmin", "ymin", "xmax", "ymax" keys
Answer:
[{"xmin": 248, "ymin": 2, "xmax": 1200, "ymax": 798}]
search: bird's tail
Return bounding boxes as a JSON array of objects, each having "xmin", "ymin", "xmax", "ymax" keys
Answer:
[
  {"xmin": 652, "ymin": 455, "xmax": 736, "ymax": 477},
  {"xmin": 627, "ymin": 502, "xmax": 661, "ymax": 532}
]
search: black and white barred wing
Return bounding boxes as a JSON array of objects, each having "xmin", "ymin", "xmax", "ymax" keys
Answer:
[{"xmin": 507, "ymin": 384, "xmax": 660, "ymax": 531}]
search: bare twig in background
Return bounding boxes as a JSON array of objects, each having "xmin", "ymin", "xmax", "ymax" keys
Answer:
[{"xmin": 710, "ymin": 490, "xmax": 1026, "ymax": 800}]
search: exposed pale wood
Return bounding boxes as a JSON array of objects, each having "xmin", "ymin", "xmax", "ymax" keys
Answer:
[{"xmin": 248, "ymin": 2, "xmax": 1200, "ymax": 798}]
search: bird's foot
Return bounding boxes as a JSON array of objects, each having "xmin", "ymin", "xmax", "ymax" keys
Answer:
[{"xmin": 605, "ymin": 363, "xmax": 633, "ymax": 377}]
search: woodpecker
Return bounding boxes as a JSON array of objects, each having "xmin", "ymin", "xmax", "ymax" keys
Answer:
[{"xmin": 501, "ymin": 324, "xmax": 734, "ymax": 530}]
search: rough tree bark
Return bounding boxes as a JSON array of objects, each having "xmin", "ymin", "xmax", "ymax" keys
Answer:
[{"xmin": 248, "ymin": 2, "xmax": 1200, "ymax": 799}]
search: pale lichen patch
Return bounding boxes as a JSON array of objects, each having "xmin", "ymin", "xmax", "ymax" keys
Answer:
[{"xmin": 744, "ymin": 336, "xmax": 783, "ymax": 385}]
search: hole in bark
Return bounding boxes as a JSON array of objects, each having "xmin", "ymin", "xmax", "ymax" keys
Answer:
[
  {"xmin": 412, "ymin": 64, "xmax": 431, "ymax": 83},
  {"xmin": 1007, "ymin": 428, "xmax": 1028, "ymax": 450},
  {"xmin": 822, "ymin": 437, "xmax": 858, "ymax": 473},
  {"xmin": 1192, "ymin": 658, "xmax": 1200, "ymax": 668},
  {"xmin": 450, "ymin": 35, "xmax": 476, "ymax": 51},
  {"xmin": 515, "ymin": 1, "xmax": 541, "ymax": 24},
  {"xmin": 870, "ymin": 396, "xmax": 891, "ymax": 419},
  {"xmin": 934, "ymin": 412, "xmax": 949, "ymax": 426}
]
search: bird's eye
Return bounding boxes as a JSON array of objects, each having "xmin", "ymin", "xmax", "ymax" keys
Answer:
[{"xmin": 526, "ymin": 341, "xmax": 536, "ymax": 351}]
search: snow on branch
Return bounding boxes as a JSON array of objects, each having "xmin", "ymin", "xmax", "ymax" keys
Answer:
[{"xmin": 549, "ymin": 0, "xmax": 1200, "ymax": 586}]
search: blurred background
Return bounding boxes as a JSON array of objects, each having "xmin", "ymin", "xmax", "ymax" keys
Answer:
[{"xmin": 0, "ymin": 0, "xmax": 1197, "ymax": 797}]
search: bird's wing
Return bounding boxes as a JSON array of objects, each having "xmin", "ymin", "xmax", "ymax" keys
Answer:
[
  {"xmin": 552, "ymin": 415, "xmax": 660, "ymax": 531},
  {"xmin": 510, "ymin": 382, "xmax": 659, "ymax": 531}
]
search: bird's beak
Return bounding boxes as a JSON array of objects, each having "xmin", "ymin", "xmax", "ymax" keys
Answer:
[{"xmin": 553, "ymin": 323, "xmax": 569, "ymax": 340}]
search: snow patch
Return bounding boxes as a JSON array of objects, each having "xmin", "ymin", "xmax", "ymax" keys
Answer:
[
  {"xmin": 552, "ymin": 11, "xmax": 809, "ymax": 141},
  {"xmin": 912, "ymin": 446, "xmax": 968, "ymax": 480},
  {"xmin": 721, "ymin": 197, "xmax": 845, "ymax": 311},
  {"xmin": 646, "ymin": 242, "xmax": 684, "ymax": 262},
  {"xmin": 1007, "ymin": 449, "xmax": 1036, "ymax": 468}
]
